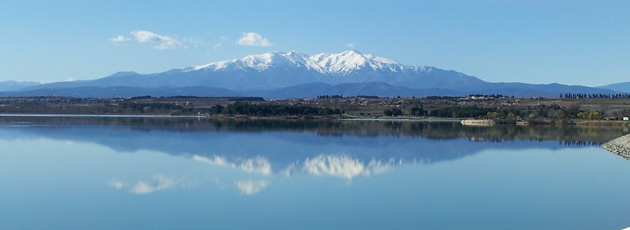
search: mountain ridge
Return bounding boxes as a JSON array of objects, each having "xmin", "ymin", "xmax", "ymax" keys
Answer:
[
  {"xmin": 186, "ymin": 50, "xmax": 405, "ymax": 75},
  {"xmin": 600, "ymin": 82, "xmax": 630, "ymax": 93},
  {"xmin": 21, "ymin": 50, "xmax": 490, "ymax": 92},
  {"xmin": 0, "ymin": 80, "xmax": 41, "ymax": 91},
  {"xmin": 3, "ymin": 50, "xmax": 624, "ymax": 98}
]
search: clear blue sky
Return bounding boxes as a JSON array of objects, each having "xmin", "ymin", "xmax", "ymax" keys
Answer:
[{"xmin": 0, "ymin": 0, "xmax": 628, "ymax": 86}]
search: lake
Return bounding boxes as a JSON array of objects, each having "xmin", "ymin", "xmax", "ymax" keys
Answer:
[{"xmin": 1, "ymin": 116, "xmax": 629, "ymax": 230}]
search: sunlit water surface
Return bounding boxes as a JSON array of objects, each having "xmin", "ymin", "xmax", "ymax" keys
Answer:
[{"xmin": 0, "ymin": 117, "xmax": 629, "ymax": 230}]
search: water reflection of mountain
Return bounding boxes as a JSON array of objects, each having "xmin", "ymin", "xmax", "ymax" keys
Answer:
[{"xmin": 0, "ymin": 117, "xmax": 626, "ymax": 177}]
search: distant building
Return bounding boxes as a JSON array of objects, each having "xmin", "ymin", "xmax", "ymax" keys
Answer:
[
  {"xmin": 624, "ymin": 117, "xmax": 629, "ymax": 121},
  {"xmin": 468, "ymin": 96, "xmax": 487, "ymax": 100}
]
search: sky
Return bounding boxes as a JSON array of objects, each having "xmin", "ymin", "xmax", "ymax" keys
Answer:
[{"xmin": 0, "ymin": 0, "xmax": 628, "ymax": 86}]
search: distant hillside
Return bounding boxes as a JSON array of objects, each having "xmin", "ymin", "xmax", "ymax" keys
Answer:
[
  {"xmin": 0, "ymin": 81, "xmax": 41, "ymax": 91},
  {"xmin": 3, "ymin": 50, "xmax": 620, "ymax": 98},
  {"xmin": 600, "ymin": 82, "xmax": 630, "ymax": 93},
  {"xmin": 246, "ymin": 82, "xmax": 465, "ymax": 99},
  {"xmin": 0, "ymin": 86, "xmax": 239, "ymax": 98}
]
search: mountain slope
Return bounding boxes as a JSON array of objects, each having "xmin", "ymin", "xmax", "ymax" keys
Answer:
[
  {"xmin": 248, "ymin": 82, "xmax": 465, "ymax": 99},
  {"xmin": 472, "ymin": 83, "xmax": 618, "ymax": 97},
  {"xmin": 600, "ymin": 82, "xmax": 630, "ymax": 93},
  {"xmin": 0, "ymin": 81, "xmax": 41, "ymax": 91},
  {"xmin": 0, "ymin": 86, "xmax": 239, "ymax": 98},
  {"xmin": 9, "ymin": 50, "xmax": 619, "ymax": 98},
  {"xmin": 23, "ymin": 50, "xmax": 488, "ymax": 92}
]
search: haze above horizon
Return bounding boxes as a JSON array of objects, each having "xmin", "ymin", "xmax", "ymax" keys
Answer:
[{"xmin": 0, "ymin": 0, "xmax": 628, "ymax": 87}]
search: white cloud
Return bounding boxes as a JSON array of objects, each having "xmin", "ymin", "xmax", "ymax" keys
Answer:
[
  {"xmin": 236, "ymin": 180, "xmax": 269, "ymax": 195},
  {"xmin": 237, "ymin": 32, "xmax": 272, "ymax": 47},
  {"xmin": 346, "ymin": 42, "xmax": 355, "ymax": 49},
  {"xmin": 130, "ymin": 30, "xmax": 184, "ymax": 50},
  {"xmin": 109, "ymin": 35, "xmax": 129, "ymax": 44}
]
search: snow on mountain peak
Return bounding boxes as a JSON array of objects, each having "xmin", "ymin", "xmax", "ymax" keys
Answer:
[{"xmin": 190, "ymin": 50, "xmax": 403, "ymax": 74}]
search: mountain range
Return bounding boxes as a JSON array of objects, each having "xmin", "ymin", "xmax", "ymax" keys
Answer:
[{"xmin": 0, "ymin": 50, "xmax": 627, "ymax": 98}]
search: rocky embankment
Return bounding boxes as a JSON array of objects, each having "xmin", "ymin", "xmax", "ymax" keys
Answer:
[
  {"xmin": 460, "ymin": 119, "xmax": 496, "ymax": 127},
  {"xmin": 602, "ymin": 134, "xmax": 630, "ymax": 160}
]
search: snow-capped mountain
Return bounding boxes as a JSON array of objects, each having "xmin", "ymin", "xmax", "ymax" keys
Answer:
[
  {"xmin": 23, "ymin": 50, "xmax": 487, "ymax": 92},
  {"xmin": 189, "ymin": 50, "xmax": 404, "ymax": 74},
  {"xmin": 309, "ymin": 51, "xmax": 403, "ymax": 74},
  {"xmin": 175, "ymin": 50, "xmax": 487, "ymax": 90},
  {"xmin": 6, "ymin": 50, "xmax": 618, "ymax": 98},
  {"xmin": 185, "ymin": 50, "xmax": 456, "ymax": 84},
  {"xmin": 189, "ymin": 51, "xmax": 314, "ymax": 72}
]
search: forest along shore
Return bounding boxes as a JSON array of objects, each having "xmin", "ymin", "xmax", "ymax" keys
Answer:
[{"xmin": 0, "ymin": 95, "xmax": 630, "ymax": 126}]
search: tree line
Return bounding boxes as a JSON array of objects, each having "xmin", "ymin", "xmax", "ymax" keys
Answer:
[
  {"xmin": 561, "ymin": 93, "xmax": 630, "ymax": 99},
  {"xmin": 317, "ymin": 95, "xmax": 343, "ymax": 99},
  {"xmin": 208, "ymin": 102, "xmax": 343, "ymax": 116},
  {"xmin": 383, "ymin": 104, "xmax": 626, "ymax": 120}
]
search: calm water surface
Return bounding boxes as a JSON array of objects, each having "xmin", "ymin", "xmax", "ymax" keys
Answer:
[{"xmin": 1, "ymin": 117, "xmax": 629, "ymax": 230}]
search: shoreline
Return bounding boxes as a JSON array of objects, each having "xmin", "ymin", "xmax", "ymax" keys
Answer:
[
  {"xmin": 0, "ymin": 113, "xmax": 628, "ymax": 127},
  {"xmin": 602, "ymin": 134, "xmax": 630, "ymax": 160},
  {"xmin": 0, "ymin": 113, "xmax": 205, "ymax": 118},
  {"xmin": 340, "ymin": 118, "xmax": 461, "ymax": 122}
]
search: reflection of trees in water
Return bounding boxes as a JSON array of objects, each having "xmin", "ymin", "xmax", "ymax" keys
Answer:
[
  {"xmin": 0, "ymin": 116, "xmax": 626, "ymax": 144},
  {"xmin": 378, "ymin": 121, "xmax": 622, "ymax": 144},
  {"xmin": 559, "ymin": 141, "xmax": 603, "ymax": 147},
  {"xmin": 466, "ymin": 138, "xmax": 604, "ymax": 146}
]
